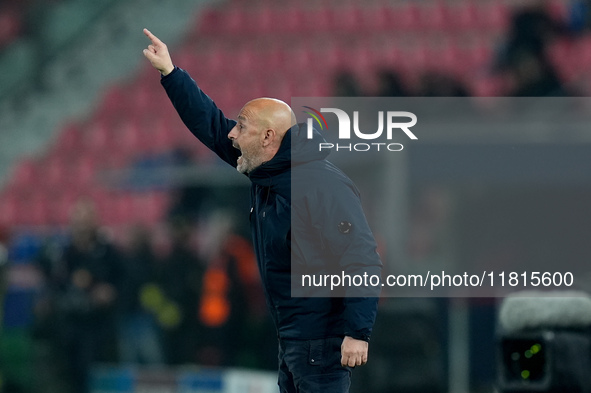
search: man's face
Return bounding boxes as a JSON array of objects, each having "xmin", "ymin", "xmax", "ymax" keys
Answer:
[{"xmin": 228, "ymin": 106, "xmax": 265, "ymax": 174}]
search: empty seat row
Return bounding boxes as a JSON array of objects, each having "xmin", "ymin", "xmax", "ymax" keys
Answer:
[
  {"xmin": 0, "ymin": 188, "xmax": 170, "ymax": 228},
  {"xmin": 198, "ymin": 2, "xmax": 512, "ymax": 37}
]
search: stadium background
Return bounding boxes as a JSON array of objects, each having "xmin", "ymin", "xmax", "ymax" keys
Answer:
[{"xmin": 1, "ymin": 0, "xmax": 591, "ymax": 392}]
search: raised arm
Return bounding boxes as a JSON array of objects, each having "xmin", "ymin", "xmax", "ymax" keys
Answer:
[{"xmin": 143, "ymin": 29, "xmax": 239, "ymax": 167}]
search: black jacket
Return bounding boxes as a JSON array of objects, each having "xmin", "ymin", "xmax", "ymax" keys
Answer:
[{"xmin": 161, "ymin": 67, "xmax": 381, "ymax": 341}]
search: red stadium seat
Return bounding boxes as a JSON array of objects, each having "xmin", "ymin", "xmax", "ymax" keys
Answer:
[
  {"xmin": 129, "ymin": 83, "xmax": 158, "ymax": 116},
  {"xmin": 576, "ymin": 36, "xmax": 591, "ymax": 69},
  {"xmin": 7, "ymin": 159, "xmax": 38, "ymax": 194},
  {"xmin": 281, "ymin": 5, "xmax": 306, "ymax": 35},
  {"xmin": 262, "ymin": 75, "xmax": 292, "ymax": 103},
  {"xmin": 321, "ymin": 40, "xmax": 348, "ymax": 72},
  {"xmin": 360, "ymin": 5, "xmax": 392, "ymax": 33},
  {"xmin": 547, "ymin": 38, "xmax": 578, "ymax": 83},
  {"xmin": 219, "ymin": 6, "xmax": 247, "ymax": 36},
  {"xmin": 290, "ymin": 72, "xmax": 331, "ymax": 97},
  {"xmin": 463, "ymin": 37, "xmax": 494, "ymax": 72},
  {"xmin": 399, "ymin": 40, "xmax": 430, "ymax": 74},
  {"xmin": 369, "ymin": 37, "xmax": 402, "ymax": 69},
  {"xmin": 154, "ymin": 117, "xmax": 180, "ymax": 152},
  {"xmin": 232, "ymin": 44, "xmax": 259, "ymax": 76},
  {"xmin": 280, "ymin": 44, "xmax": 317, "ymax": 77},
  {"xmin": 202, "ymin": 47, "xmax": 233, "ymax": 77},
  {"xmin": 89, "ymin": 188, "xmax": 111, "ymax": 225},
  {"xmin": 81, "ymin": 120, "xmax": 112, "ymax": 154},
  {"xmin": 302, "ymin": 5, "xmax": 333, "ymax": 34},
  {"xmin": 131, "ymin": 192, "xmax": 169, "ymax": 226},
  {"xmin": 104, "ymin": 192, "xmax": 134, "ymax": 226},
  {"xmin": 418, "ymin": 2, "xmax": 449, "ymax": 32},
  {"xmin": 259, "ymin": 44, "xmax": 284, "ymax": 70},
  {"xmin": 174, "ymin": 48, "xmax": 200, "ymax": 75},
  {"xmin": 452, "ymin": 1, "xmax": 479, "ymax": 31},
  {"xmin": 391, "ymin": 3, "xmax": 420, "ymax": 31},
  {"xmin": 52, "ymin": 123, "xmax": 83, "ymax": 156},
  {"xmin": 0, "ymin": 192, "xmax": 20, "ymax": 227},
  {"xmin": 250, "ymin": 6, "xmax": 272, "ymax": 34},
  {"xmin": 47, "ymin": 191, "xmax": 78, "ymax": 226},
  {"xmin": 476, "ymin": 2, "xmax": 509, "ymax": 32},
  {"xmin": 73, "ymin": 156, "xmax": 99, "ymax": 188},
  {"xmin": 347, "ymin": 43, "xmax": 377, "ymax": 76},
  {"xmin": 96, "ymin": 85, "xmax": 128, "ymax": 122},
  {"xmin": 112, "ymin": 119, "xmax": 144, "ymax": 153},
  {"xmin": 198, "ymin": 7, "xmax": 223, "ymax": 35},
  {"xmin": 41, "ymin": 155, "xmax": 70, "ymax": 189},
  {"xmin": 26, "ymin": 195, "xmax": 51, "ymax": 227},
  {"xmin": 331, "ymin": 5, "xmax": 363, "ymax": 33}
]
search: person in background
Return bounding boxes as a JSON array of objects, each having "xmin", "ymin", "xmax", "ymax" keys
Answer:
[
  {"xmin": 196, "ymin": 210, "xmax": 265, "ymax": 367},
  {"xmin": 505, "ymin": 48, "xmax": 572, "ymax": 97},
  {"xmin": 117, "ymin": 224, "xmax": 164, "ymax": 365},
  {"xmin": 494, "ymin": 0, "xmax": 572, "ymax": 96},
  {"xmin": 333, "ymin": 71, "xmax": 363, "ymax": 97},
  {"xmin": 41, "ymin": 199, "xmax": 121, "ymax": 393},
  {"xmin": 156, "ymin": 217, "xmax": 204, "ymax": 365},
  {"xmin": 375, "ymin": 70, "xmax": 409, "ymax": 97},
  {"xmin": 417, "ymin": 72, "xmax": 470, "ymax": 97}
]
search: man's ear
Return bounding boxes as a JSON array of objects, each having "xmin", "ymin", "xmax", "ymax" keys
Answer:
[{"xmin": 262, "ymin": 128, "xmax": 276, "ymax": 147}]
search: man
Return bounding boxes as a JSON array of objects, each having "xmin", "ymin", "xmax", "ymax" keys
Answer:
[
  {"xmin": 37, "ymin": 200, "xmax": 120, "ymax": 393},
  {"xmin": 143, "ymin": 28, "xmax": 382, "ymax": 392}
]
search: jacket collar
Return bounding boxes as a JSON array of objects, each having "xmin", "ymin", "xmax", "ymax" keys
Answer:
[{"xmin": 247, "ymin": 124, "xmax": 329, "ymax": 187}]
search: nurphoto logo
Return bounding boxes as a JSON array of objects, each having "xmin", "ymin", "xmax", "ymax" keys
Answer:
[{"xmin": 303, "ymin": 106, "xmax": 418, "ymax": 152}]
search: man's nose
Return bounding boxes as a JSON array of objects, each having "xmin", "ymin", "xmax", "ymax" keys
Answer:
[{"xmin": 228, "ymin": 125, "xmax": 237, "ymax": 140}]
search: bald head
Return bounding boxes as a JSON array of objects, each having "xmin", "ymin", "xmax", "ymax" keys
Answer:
[
  {"xmin": 228, "ymin": 97, "xmax": 296, "ymax": 174},
  {"xmin": 242, "ymin": 98, "xmax": 296, "ymax": 139}
]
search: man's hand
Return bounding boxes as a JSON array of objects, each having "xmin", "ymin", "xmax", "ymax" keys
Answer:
[
  {"xmin": 341, "ymin": 336, "xmax": 369, "ymax": 367},
  {"xmin": 143, "ymin": 28, "xmax": 174, "ymax": 76}
]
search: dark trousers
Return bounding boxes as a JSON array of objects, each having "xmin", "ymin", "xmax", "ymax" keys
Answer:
[{"xmin": 278, "ymin": 337, "xmax": 351, "ymax": 393}]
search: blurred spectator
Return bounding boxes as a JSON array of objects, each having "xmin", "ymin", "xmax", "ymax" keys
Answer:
[
  {"xmin": 36, "ymin": 199, "xmax": 121, "ymax": 393},
  {"xmin": 375, "ymin": 69, "xmax": 409, "ymax": 97},
  {"xmin": 417, "ymin": 72, "xmax": 470, "ymax": 97},
  {"xmin": 494, "ymin": 0, "xmax": 572, "ymax": 97},
  {"xmin": 500, "ymin": 0, "xmax": 568, "ymax": 61},
  {"xmin": 156, "ymin": 217, "xmax": 204, "ymax": 365},
  {"xmin": 196, "ymin": 210, "xmax": 266, "ymax": 367},
  {"xmin": 333, "ymin": 71, "xmax": 363, "ymax": 97},
  {"xmin": 117, "ymin": 225, "xmax": 164, "ymax": 365},
  {"xmin": 505, "ymin": 49, "xmax": 572, "ymax": 96}
]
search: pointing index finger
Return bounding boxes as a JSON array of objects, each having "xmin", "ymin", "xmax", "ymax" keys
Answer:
[{"xmin": 143, "ymin": 28, "xmax": 163, "ymax": 45}]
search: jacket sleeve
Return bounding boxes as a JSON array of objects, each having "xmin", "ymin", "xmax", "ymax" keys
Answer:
[
  {"xmin": 160, "ymin": 67, "xmax": 239, "ymax": 167},
  {"xmin": 309, "ymin": 173, "xmax": 382, "ymax": 341}
]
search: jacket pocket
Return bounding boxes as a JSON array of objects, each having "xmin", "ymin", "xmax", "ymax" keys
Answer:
[{"xmin": 308, "ymin": 339, "xmax": 324, "ymax": 366}]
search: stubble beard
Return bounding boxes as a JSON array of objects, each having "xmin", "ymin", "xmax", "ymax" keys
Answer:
[
  {"xmin": 236, "ymin": 155, "xmax": 251, "ymax": 174},
  {"xmin": 236, "ymin": 148, "xmax": 264, "ymax": 174}
]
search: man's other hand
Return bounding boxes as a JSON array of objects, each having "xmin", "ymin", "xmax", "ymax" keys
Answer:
[
  {"xmin": 143, "ymin": 28, "xmax": 174, "ymax": 76},
  {"xmin": 341, "ymin": 336, "xmax": 368, "ymax": 367}
]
